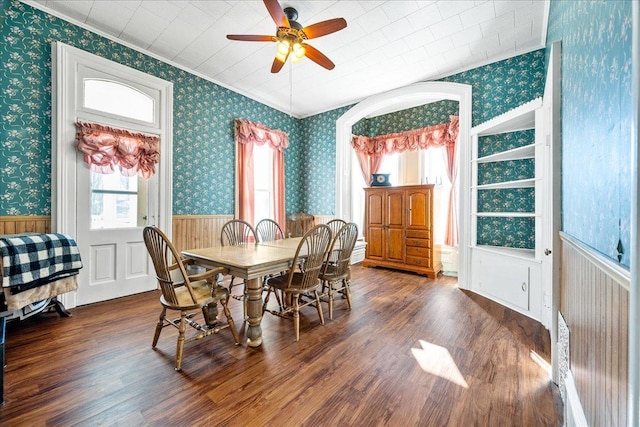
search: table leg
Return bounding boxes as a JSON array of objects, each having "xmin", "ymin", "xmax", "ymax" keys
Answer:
[{"xmin": 245, "ymin": 277, "xmax": 263, "ymax": 347}]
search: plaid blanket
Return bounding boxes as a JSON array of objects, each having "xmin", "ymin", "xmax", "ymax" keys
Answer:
[{"xmin": 0, "ymin": 233, "xmax": 83, "ymax": 293}]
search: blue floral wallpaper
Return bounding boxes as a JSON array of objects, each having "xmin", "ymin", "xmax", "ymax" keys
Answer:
[
  {"xmin": 443, "ymin": 50, "xmax": 546, "ymax": 127},
  {"xmin": 478, "ymin": 189, "xmax": 535, "ymax": 214},
  {"xmin": 477, "ymin": 217, "xmax": 535, "ymax": 249},
  {"xmin": 0, "ymin": 0, "xmax": 301, "ymax": 216},
  {"xmin": 354, "ymin": 100, "xmax": 459, "ymax": 137},
  {"xmin": 479, "ymin": 129, "xmax": 535, "ymax": 157},
  {"xmin": 547, "ymin": 0, "xmax": 632, "ymax": 266},
  {"xmin": 299, "ymin": 105, "xmax": 352, "ymax": 215}
]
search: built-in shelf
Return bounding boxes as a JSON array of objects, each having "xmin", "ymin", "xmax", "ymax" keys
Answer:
[
  {"xmin": 472, "ymin": 244, "xmax": 537, "ymax": 261},
  {"xmin": 473, "ymin": 178, "xmax": 537, "ymax": 190},
  {"xmin": 474, "ymin": 212, "xmax": 536, "ymax": 218},
  {"xmin": 469, "ymin": 96, "xmax": 545, "ymax": 325},
  {"xmin": 476, "ymin": 143, "xmax": 535, "ymax": 163},
  {"xmin": 471, "ymin": 98, "xmax": 542, "ymax": 136}
]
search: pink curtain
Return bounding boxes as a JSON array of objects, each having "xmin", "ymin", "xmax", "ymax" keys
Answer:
[
  {"xmin": 351, "ymin": 116, "xmax": 459, "ymax": 246},
  {"xmin": 235, "ymin": 119, "xmax": 288, "ymax": 230},
  {"xmin": 351, "ymin": 116, "xmax": 458, "ymax": 156},
  {"xmin": 354, "ymin": 149, "xmax": 384, "ymax": 186},
  {"xmin": 74, "ymin": 121, "xmax": 160, "ymax": 179},
  {"xmin": 272, "ymin": 150, "xmax": 286, "ymax": 231},
  {"xmin": 237, "ymin": 138, "xmax": 255, "ymax": 225}
]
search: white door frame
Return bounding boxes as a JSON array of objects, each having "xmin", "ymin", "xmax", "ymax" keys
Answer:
[
  {"xmin": 335, "ymin": 82, "xmax": 472, "ymax": 288},
  {"xmin": 544, "ymin": 40, "xmax": 562, "ymax": 382},
  {"xmin": 629, "ymin": 1, "xmax": 639, "ymax": 424},
  {"xmin": 51, "ymin": 41, "xmax": 173, "ymax": 309}
]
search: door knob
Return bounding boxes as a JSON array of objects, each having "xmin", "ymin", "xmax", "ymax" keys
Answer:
[{"xmin": 544, "ymin": 248, "xmax": 551, "ymax": 256}]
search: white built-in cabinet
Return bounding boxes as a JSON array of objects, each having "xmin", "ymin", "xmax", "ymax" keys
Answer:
[{"xmin": 470, "ymin": 98, "xmax": 545, "ymax": 322}]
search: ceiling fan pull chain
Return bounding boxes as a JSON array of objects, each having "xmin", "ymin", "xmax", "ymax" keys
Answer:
[{"xmin": 289, "ymin": 59, "xmax": 293, "ymax": 117}]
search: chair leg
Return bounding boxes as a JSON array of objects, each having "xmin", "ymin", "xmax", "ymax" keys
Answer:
[
  {"xmin": 220, "ymin": 295, "xmax": 240, "ymax": 345},
  {"xmin": 344, "ymin": 279, "xmax": 352, "ymax": 310},
  {"xmin": 314, "ymin": 290, "xmax": 325, "ymax": 325},
  {"xmin": 293, "ymin": 295, "xmax": 300, "ymax": 342},
  {"xmin": 152, "ymin": 307, "xmax": 166, "ymax": 348},
  {"xmin": 327, "ymin": 281, "xmax": 334, "ymax": 320},
  {"xmin": 175, "ymin": 311, "xmax": 187, "ymax": 371},
  {"xmin": 262, "ymin": 287, "xmax": 272, "ymax": 314},
  {"xmin": 274, "ymin": 286, "xmax": 283, "ymax": 309}
]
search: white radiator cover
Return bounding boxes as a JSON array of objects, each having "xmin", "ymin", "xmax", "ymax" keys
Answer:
[{"xmin": 558, "ymin": 311, "xmax": 588, "ymax": 427}]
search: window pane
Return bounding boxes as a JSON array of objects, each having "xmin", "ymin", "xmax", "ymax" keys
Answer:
[
  {"xmin": 254, "ymin": 189, "xmax": 271, "ymax": 223},
  {"xmin": 91, "ymin": 192, "xmax": 138, "ymax": 229},
  {"xmin": 422, "ymin": 147, "xmax": 450, "ymax": 186},
  {"xmin": 84, "ymin": 79, "xmax": 155, "ymax": 123},
  {"xmin": 379, "ymin": 153, "xmax": 399, "ymax": 183},
  {"xmin": 90, "ymin": 171, "xmax": 147, "ymax": 229},
  {"xmin": 92, "ymin": 172, "xmax": 138, "ymax": 192},
  {"xmin": 253, "ymin": 144, "xmax": 273, "ymax": 220}
]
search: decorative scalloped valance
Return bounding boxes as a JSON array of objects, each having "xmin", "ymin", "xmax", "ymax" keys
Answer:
[
  {"xmin": 351, "ymin": 116, "xmax": 459, "ymax": 155},
  {"xmin": 235, "ymin": 119, "xmax": 289, "ymax": 152},
  {"xmin": 74, "ymin": 121, "xmax": 160, "ymax": 179}
]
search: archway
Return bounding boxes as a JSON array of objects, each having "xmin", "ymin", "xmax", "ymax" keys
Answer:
[{"xmin": 335, "ymin": 81, "xmax": 472, "ymax": 288}]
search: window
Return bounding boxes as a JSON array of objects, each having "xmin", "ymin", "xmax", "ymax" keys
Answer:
[
  {"xmin": 378, "ymin": 153, "xmax": 400, "ymax": 184},
  {"xmin": 421, "ymin": 146, "xmax": 450, "ymax": 187},
  {"xmin": 84, "ymin": 79, "xmax": 155, "ymax": 123},
  {"xmin": 253, "ymin": 143, "xmax": 274, "ymax": 223},
  {"xmin": 90, "ymin": 172, "xmax": 146, "ymax": 229}
]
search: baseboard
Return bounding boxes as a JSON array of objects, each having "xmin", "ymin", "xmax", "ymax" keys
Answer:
[
  {"xmin": 351, "ymin": 241, "xmax": 367, "ymax": 264},
  {"xmin": 564, "ymin": 371, "xmax": 588, "ymax": 427}
]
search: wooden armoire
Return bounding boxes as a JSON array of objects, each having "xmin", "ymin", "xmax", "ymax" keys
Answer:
[{"xmin": 363, "ymin": 184, "xmax": 442, "ymax": 279}]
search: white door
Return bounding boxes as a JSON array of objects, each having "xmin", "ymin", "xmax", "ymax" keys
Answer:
[
  {"xmin": 53, "ymin": 42, "xmax": 173, "ymax": 307},
  {"xmin": 75, "ymin": 164, "xmax": 157, "ymax": 305}
]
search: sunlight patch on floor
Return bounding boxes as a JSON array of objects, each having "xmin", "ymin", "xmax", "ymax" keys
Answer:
[
  {"xmin": 411, "ymin": 340, "xmax": 468, "ymax": 388},
  {"xmin": 530, "ymin": 349, "xmax": 552, "ymax": 375}
]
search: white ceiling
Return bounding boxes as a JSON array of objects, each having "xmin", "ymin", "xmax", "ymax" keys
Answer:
[{"xmin": 25, "ymin": 0, "xmax": 549, "ymax": 118}]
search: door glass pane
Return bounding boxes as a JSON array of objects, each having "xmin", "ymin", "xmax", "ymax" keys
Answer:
[
  {"xmin": 84, "ymin": 79, "xmax": 155, "ymax": 123},
  {"xmin": 91, "ymin": 171, "xmax": 147, "ymax": 229}
]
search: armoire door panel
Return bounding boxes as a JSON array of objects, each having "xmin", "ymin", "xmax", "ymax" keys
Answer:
[
  {"xmin": 367, "ymin": 193, "xmax": 384, "ymax": 227},
  {"xmin": 386, "ymin": 191, "xmax": 405, "ymax": 227},
  {"xmin": 406, "ymin": 189, "xmax": 431, "ymax": 229}
]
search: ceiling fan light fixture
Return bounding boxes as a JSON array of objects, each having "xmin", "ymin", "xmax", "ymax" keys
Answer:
[
  {"xmin": 292, "ymin": 42, "xmax": 305, "ymax": 58},
  {"xmin": 277, "ymin": 39, "xmax": 290, "ymax": 55},
  {"xmin": 275, "ymin": 50, "xmax": 288, "ymax": 62}
]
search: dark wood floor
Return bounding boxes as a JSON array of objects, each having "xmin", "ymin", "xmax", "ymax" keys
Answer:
[{"xmin": 0, "ymin": 265, "xmax": 562, "ymax": 426}]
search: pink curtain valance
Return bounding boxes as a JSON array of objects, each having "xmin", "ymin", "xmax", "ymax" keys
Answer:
[
  {"xmin": 235, "ymin": 119, "xmax": 289, "ymax": 152},
  {"xmin": 74, "ymin": 121, "xmax": 160, "ymax": 179},
  {"xmin": 351, "ymin": 116, "xmax": 459, "ymax": 155}
]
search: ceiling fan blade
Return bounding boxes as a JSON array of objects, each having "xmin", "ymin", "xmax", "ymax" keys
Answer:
[
  {"xmin": 302, "ymin": 18, "xmax": 347, "ymax": 39},
  {"xmin": 227, "ymin": 34, "xmax": 275, "ymax": 42},
  {"xmin": 263, "ymin": 0, "xmax": 290, "ymax": 28},
  {"xmin": 303, "ymin": 44, "xmax": 335, "ymax": 70},
  {"xmin": 271, "ymin": 52, "xmax": 290, "ymax": 73}
]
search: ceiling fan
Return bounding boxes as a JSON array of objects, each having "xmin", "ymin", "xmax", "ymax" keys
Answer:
[{"xmin": 226, "ymin": 0, "xmax": 347, "ymax": 73}]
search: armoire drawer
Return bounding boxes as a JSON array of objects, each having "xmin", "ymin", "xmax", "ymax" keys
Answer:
[
  {"xmin": 406, "ymin": 256, "xmax": 432, "ymax": 268},
  {"xmin": 406, "ymin": 246, "xmax": 431, "ymax": 258},
  {"xmin": 406, "ymin": 238, "xmax": 431, "ymax": 248},
  {"xmin": 406, "ymin": 230, "xmax": 430, "ymax": 239}
]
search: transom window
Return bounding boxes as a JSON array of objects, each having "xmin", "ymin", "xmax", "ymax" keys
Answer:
[{"xmin": 83, "ymin": 78, "xmax": 155, "ymax": 123}]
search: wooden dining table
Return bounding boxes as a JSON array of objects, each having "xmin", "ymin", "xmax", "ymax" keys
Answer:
[{"xmin": 181, "ymin": 237, "xmax": 303, "ymax": 347}]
